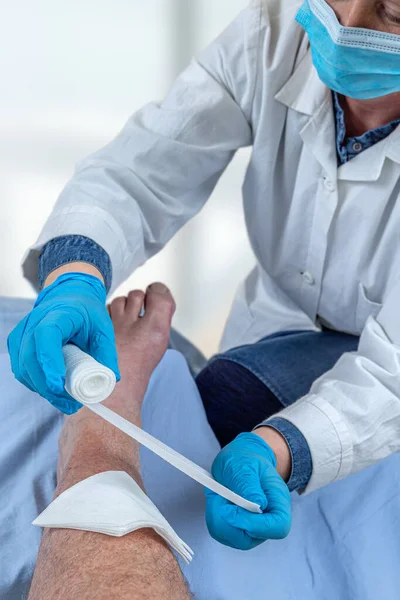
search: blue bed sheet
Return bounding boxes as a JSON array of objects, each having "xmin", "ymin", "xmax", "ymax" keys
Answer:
[{"xmin": 1, "ymin": 297, "xmax": 400, "ymax": 600}]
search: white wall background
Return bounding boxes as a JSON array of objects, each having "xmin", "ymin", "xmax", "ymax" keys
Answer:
[{"xmin": 0, "ymin": 0, "xmax": 255, "ymax": 356}]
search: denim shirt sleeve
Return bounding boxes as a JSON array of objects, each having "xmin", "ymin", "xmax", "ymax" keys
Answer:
[
  {"xmin": 254, "ymin": 417, "xmax": 313, "ymax": 492},
  {"xmin": 38, "ymin": 235, "xmax": 112, "ymax": 292}
]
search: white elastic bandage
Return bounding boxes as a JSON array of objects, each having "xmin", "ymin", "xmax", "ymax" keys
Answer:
[
  {"xmin": 61, "ymin": 344, "xmax": 261, "ymax": 514},
  {"xmin": 63, "ymin": 343, "xmax": 116, "ymax": 404}
]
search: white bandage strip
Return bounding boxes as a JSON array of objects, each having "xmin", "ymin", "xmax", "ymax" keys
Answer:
[{"xmin": 63, "ymin": 344, "xmax": 261, "ymax": 514}]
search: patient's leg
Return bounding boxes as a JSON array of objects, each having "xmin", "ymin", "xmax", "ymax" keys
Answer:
[{"xmin": 29, "ymin": 283, "xmax": 190, "ymax": 600}]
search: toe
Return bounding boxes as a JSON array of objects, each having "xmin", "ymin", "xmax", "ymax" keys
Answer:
[
  {"xmin": 144, "ymin": 283, "xmax": 176, "ymax": 330},
  {"xmin": 109, "ymin": 296, "xmax": 127, "ymax": 323},
  {"xmin": 126, "ymin": 290, "xmax": 145, "ymax": 320}
]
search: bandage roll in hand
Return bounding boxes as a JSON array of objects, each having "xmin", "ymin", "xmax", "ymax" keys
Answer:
[{"xmin": 63, "ymin": 344, "xmax": 116, "ymax": 405}]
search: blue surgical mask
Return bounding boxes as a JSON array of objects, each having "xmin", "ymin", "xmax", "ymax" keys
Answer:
[{"xmin": 296, "ymin": 0, "xmax": 400, "ymax": 99}]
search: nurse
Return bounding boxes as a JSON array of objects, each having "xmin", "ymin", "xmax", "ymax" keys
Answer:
[{"xmin": 8, "ymin": 0, "xmax": 400, "ymax": 550}]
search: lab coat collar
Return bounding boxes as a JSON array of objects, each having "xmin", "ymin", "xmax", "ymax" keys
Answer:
[
  {"xmin": 338, "ymin": 135, "xmax": 392, "ymax": 182},
  {"xmin": 337, "ymin": 117, "xmax": 400, "ymax": 182},
  {"xmin": 275, "ymin": 50, "xmax": 337, "ymax": 181},
  {"xmin": 386, "ymin": 125, "xmax": 400, "ymax": 165},
  {"xmin": 275, "ymin": 49, "xmax": 400, "ymax": 182},
  {"xmin": 274, "ymin": 50, "xmax": 329, "ymax": 117}
]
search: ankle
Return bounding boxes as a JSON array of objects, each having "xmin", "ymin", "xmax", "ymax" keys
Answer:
[{"xmin": 102, "ymin": 383, "xmax": 144, "ymax": 422}]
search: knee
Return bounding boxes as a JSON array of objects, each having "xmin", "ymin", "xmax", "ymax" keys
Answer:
[
  {"xmin": 196, "ymin": 358, "xmax": 253, "ymax": 446},
  {"xmin": 196, "ymin": 357, "xmax": 267, "ymax": 409},
  {"xmin": 196, "ymin": 359, "xmax": 238, "ymax": 411},
  {"xmin": 196, "ymin": 357, "xmax": 284, "ymax": 447}
]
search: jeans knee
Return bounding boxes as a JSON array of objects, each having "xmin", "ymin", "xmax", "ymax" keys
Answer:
[{"xmin": 196, "ymin": 357, "xmax": 284, "ymax": 447}]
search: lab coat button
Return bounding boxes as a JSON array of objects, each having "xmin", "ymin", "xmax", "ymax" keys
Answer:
[
  {"xmin": 302, "ymin": 271, "xmax": 315, "ymax": 285},
  {"xmin": 324, "ymin": 178, "xmax": 335, "ymax": 192}
]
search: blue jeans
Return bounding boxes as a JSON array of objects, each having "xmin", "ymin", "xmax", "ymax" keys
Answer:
[{"xmin": 212, "ymin": 328, "xmax": 359, "ymax": 406}]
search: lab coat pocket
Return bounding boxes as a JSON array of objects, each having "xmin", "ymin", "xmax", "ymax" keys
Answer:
[{"xmin": 355, "ymin": 283, "xmax": 382, "ymax": 333}]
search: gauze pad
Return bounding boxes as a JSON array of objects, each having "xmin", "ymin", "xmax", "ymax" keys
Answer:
[
  {"xmin": 33, "ymin": 471, "xmax": 194, "ymax": 564},
  {"xmin": 62, "ymin": 344, "xmax": 261, "ymax": 514}
]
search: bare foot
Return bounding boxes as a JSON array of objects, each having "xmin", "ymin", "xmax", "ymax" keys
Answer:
[
  {"xmin": 58, "ymin": 283, "xmax": 175, "ymax": 484},
  {"xmin": 104, "ymin": 282, "xmax": 176, "ymax": 419}
]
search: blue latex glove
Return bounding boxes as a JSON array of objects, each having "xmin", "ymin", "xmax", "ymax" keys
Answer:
[
  {"xmin": 205, "ymin": 432, "xmax": 292, "ymax": 550},
  {"xmin": 7, "ymin": 272, "xmax": 120, "ymax": 414}
]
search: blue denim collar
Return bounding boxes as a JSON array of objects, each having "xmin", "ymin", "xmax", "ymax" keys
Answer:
[{"xmin": 333, "ymin": 91, "xmax": 400, "ymax": 165}]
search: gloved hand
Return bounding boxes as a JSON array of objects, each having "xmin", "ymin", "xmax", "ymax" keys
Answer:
[
  {"xmin": 205, "ymin": 432, "xmax": 292, "ymax": 550},
  {"xmin": 7, "ymin": 272, "xmax": 120, "ymax": 414}
]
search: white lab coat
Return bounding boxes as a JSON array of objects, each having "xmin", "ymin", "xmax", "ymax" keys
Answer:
[{"xmin": 23, "ymin": 0, "xmax": 400, "ymax": 493}]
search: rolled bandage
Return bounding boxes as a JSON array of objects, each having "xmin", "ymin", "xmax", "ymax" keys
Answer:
[
  {"xmin": 63, "ymin": 344, "xmax": 116, "ymax": 404},
  {"xmin": 62, "ymin": 344, "xmax": 261, "ymax": 514}
]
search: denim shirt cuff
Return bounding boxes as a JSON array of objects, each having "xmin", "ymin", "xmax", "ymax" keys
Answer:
[
  {"xmin": 38, "ymin": 235, "xmax": 112, "ymax": 292},
  {"xmin": 254, "ymin": 417, "xmax": 313, "ymax": 492}
]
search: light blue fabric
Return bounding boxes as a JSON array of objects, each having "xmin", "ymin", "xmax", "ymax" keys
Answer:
[
  {"xmin": 2, "ymin": 297, "xmax": 400, "ymax": 599},
  {"xmin": 296, "ymin": 0, "xmax": 400, "ymax": 99},
  {"xmin": 0, "ymin": 298, "xmax": 65, "ymax": 600}
]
